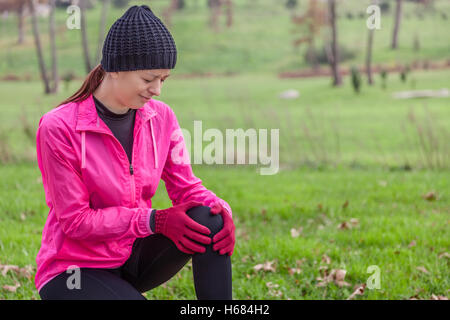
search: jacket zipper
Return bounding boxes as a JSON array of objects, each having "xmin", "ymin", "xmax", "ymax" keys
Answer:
[
  {"xmin": 129, "ymin": 122, "xmax": 138, "ymax": 208},
  {"xmin": 88, "ymin": 124, "xmax": 141, "ymax": 208},
  {"xmin": 129, "ymin": 162, "xmax": 135, "ymax": 207},
  {"xmin": 107, "ymin": 136, "xmax": 136, "ymax": 207}
]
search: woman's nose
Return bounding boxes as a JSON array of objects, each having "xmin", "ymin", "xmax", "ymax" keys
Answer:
[{"xmin": 148, "ymin": 83, "xmax": 161, "ymax": 96}]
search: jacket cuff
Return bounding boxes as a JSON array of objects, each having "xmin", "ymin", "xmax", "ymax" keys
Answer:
[
  {"xmin": 149, "ymin": 209, "xmax": 157, "ymax": 233},
  {"xmin": 141, "ymin": 208, "xmax": 154, "ymax": 236}
]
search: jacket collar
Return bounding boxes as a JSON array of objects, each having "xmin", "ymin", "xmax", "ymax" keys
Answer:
[
  {"xmin": 75, "ymin": 93, "xmax": 157, "ymax": 133},
  {"xmin": 75, "ymin": 93, "xmax": 159, "ymax": 170}
]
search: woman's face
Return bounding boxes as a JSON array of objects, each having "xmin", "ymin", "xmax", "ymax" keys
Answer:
[{"xmin": 110, "ymin": 69, "xmax": 171, "ymax": 109}]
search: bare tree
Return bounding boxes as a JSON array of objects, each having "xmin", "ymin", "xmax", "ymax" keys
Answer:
[
  {"xmin": 208, "ymin": 0, "xmax": 233, "ymax": 32},
  {"xmin": 0, "ymin": 0, "xmax": 28, "ymax": 44},
  {"xmin": 17, "ymin": 0, "xmax": 26, "ymax": 44},
  {"xmin": 80, "ymin": 0, "xmax": 92, "ymax": 73},
  {"xmin": 49, "ymin": 0, "xmax": 59, "ymax": 93},
  {"xmin": 95, "ymin": 0, "xmax": 110, "ymax": 65},
  {"xmin": 209, "ymin": 0, "xmax": 221, "ymax": 32},
  {"xmin": 391, "ymin": 0, "xmax": 403, "ymax": 49},
  {"xmin": 366, "ymin": 27, "xmax": 375, "ymax": 85},
  {"xmin": 162, "ymin": 0, "xmax": 179, "ymax": 29},
  {"xmin": 28, "ymin": 0, "xmax": 51, "ymax": 93},
  {"xmin": 291, "ymin": 0, "xmax": 327, "ymax": 70},
  {"xmin": 224, "ymin": 0, "xmax": 233, "ymax": 28},
  {"xmin": 366, "ymin": 0, "xmax": 378, "ymax": 85},
  {"xmin": 328, "ymin": 0, "xmax": 342, "ymax": 86}
]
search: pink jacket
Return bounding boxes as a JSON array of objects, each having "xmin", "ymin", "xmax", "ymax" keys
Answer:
[{"xmin": 34, "ymin": 93, "xmax": 232, "ymax": 293}]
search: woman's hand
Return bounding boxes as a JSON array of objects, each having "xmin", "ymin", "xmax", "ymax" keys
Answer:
[
  {"xmin": 154, "ymin": 201, "xmax": 212, "ymax": 254},
  {"xmin": 210, "ymin": 202, "xmax": 235, "ymax": 256}
]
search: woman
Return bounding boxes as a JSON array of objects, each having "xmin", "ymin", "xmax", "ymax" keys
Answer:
[{"xmin": 35, "ymin": 5, "xmax": 235, "ymax": 300}]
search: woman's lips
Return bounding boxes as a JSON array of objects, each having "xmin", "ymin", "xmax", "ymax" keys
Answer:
[{"xmin": 140, "ymin": 95, "xmax": 151, "ymax": 100}]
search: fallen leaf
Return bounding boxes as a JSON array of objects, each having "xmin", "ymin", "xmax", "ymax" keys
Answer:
[
  {"xmin": 316, "ymin": 267, "xmax": 350, "ymax": 287},
  {"xmin": 2, "ymin": 282, "xmax": 20, "ymax": 293},
  {"xmin": 268, "ymin": 289, "xmax": 283, "ymax": 297},
  {"xmin": 422, "ymin": 191, "xmax": 437, "ymax": 201},
  {"xmin": 266, "ymin": 282, "xmax": 283, "ymax": 297},
  {"xmin": 347, "ymin": 283, "xmax": 366, "ymax": 300},
  {"xmin": 335, "ymin": 269, "xmax": 351, "ymax": 287},
  {"xmin": 0, "ymin": 264, "xmax": 35, "ymax": 279},
  {"xmin": 438, "ymin": 252, "xmax": 450, "ymax": 259},
  {"xmin": 253, "ymin": 260, "xmax": 276, "ymax": 273},
  {"xmin": 409, "ymin": 287, "xmax": 424, "ymax": 300},
  {"xmin": 335, "ymin": 269, "xmax": 346, "ymax": 281},
  {"xmin": 288, "ymin": 268, "xmax": 302, "ymax": 275},
  {"xmin": 321, "ymin": 254, "xmax": 331, "ymax": 265},
  {"xmin": 290, "ymin": 227, "xmax": 303, "ymax": 238},
  {"xmin": 342, "ymin": 200, "xmax": 349, "ymax": 209},
  {"xmin": 416, "ymin": 266, "xmax": 429, "ymax": 274},
  {"xmin": 266, "ymin": 282, "xmax": 279, "ymax": 289},
  {"xmin": 430, "ymin": 294, "xmax": 448, "ymax": 300},
  {"xmin": 0, "ymin": 265, "xmax": 20, "ymax": 277},
  {"xmin": 338, "ymin": 221, "xmax": 350, "ymax": 230},
  {"xmin": 18, "ymin": 265, "xmax": 34, "ymax": 279}
]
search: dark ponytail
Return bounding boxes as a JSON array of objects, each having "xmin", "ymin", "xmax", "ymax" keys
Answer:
[{"xmin": 55, "ymin": 64, "xmax": 105, "ymax": 108}]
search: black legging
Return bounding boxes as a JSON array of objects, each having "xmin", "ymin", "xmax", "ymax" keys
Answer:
[{"xmin": 39, "ymin": 206, "xmax": 232, "ymax": 300}]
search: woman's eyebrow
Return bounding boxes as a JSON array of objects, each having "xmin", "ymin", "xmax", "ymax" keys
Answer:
[{"xmin": 148, "ymin": 72, "xmax": 170, "ymax": 78}]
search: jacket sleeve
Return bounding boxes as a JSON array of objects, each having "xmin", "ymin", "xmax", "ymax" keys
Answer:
[
  {"xmin": 160, "ymin": 108, "xmax": 233, "ymax": 218},
  {"xmin": 36, "ymin": 115, "xmax": 153, "ymax": 241}
]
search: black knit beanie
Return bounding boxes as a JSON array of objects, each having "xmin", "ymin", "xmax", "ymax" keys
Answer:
[{"xmin": 100, "ymin": 5, "xmax": 177, "ymax": 72}]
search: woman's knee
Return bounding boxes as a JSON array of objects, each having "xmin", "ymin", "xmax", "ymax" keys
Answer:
[{"xmin": 186, "ymin": 205, "xmax": 223, "ymax": 235}]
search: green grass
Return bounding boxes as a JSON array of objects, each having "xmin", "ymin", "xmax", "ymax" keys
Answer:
[
  {"xmin": 0, "ymin": 163, "xmax": 448, "ymax": 299},
  {"xmin": 0, "ymin": 0, "xmax": 449, "ymax": 79}
]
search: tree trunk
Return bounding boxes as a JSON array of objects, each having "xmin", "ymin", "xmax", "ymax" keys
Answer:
[
  {"xmin": 328, "ymin": 0, "xmax": 342, "ymax": 86},
  {"xmin": 17, "ymin": 1, "xmax": 26, "ymax": 45},
  {"xmin": 80, "ymin": 0, "xmax": 92, "ymax": 73},
  {"xmin": 28, "ymin": 0, "xmax": 51, "ymax": 94},
  {"xmin": 49, "ymin": 0, "xmax": 59, "ymax": 93},
  {"xmin": 209, "ymin": 0, "xmax": 221, "ymax": 32},
  {"xmin": 391, "ymin": 0, "xmax": 403, "ymax": 50},
  {"xmin": 162, "ymin": 0, "xmax": 179, "ymax": 29},
  {"xmin": 366, "ymin": 27, "xmax": 374, "ymax": 85},
  {"xmin": 95, "ymin": 0, "xmax": 110, "ymax": 65},
  {"xmin": 225, "ymin": 0, "xmax": 233, "ymax": 28}
]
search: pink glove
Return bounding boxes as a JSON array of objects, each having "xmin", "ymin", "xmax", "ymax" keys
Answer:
[
  {"xmin": 154, "ymin": 201, "xmax": 212, "ymax": 254},
  {"xmin": 210, "ymin": 201, "xmax": 236, "ymax": 256}
]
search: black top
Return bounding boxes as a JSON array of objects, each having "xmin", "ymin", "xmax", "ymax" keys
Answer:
[
  {"xmin": 93, "ymin": 95, "xmax": 157, "ymax": 231},
  {"xmin": 93, "ymin": 95, "xmax": 136, "ymax": 165}
]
